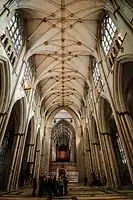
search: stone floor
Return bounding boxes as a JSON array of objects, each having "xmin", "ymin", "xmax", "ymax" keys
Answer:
[{"xmin": 0, "ymin": 184, "xmax": 133, "ymax": 200}]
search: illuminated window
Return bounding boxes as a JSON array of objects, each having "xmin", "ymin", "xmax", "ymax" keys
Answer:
[
  {"xmin": 101, "ymin": 15, "xmax": 117, "ymax": 55},
  {"xmin": 92, "ymin": 57, "xmax": 101, "ymax": 87},
  {"xmin": 117, "ymin": 136, "xmax": 126, "ymax": 164},
  {"xmin": 23, "ymin": 61, "xmax": 33, "ymax": 89},
  {"xmin": 7, "ymin": 12, "xmax": 25, "ymax": 55}
]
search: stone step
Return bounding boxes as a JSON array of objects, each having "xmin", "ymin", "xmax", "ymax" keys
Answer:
[
  {"xmin": 67, "ymin": 171, "xmax": 78, "ymax": 183},
  {"xmin": 50, "ymin": 171, "xmax": 78, "ymax": 183},
  {"xmin": 49, "ymin": 162, "xmax": 77, "ymax": 172}
]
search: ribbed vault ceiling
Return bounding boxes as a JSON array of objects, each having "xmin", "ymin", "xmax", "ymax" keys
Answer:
[{"xmin": 17, "ymin": 0, "xmax": 107, "ymax": 116}]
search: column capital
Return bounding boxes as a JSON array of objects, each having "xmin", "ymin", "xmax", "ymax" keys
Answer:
[
  {"xmin": 0, "ymin": 112, "xmax": 7, "ymax": 116},
  {"xmin": 14, "ymin": 132, "xmax": 24, "ymax": 136},
  {"xmin": 27, "ymin": 143, "xmax": 34, "ymax": 146},
  {"xmin": 86, "ymin": 149, "xmax": 91, "ymax": 152},
  {"xmin": 116, "ymin": 110, "xmax": 130, "ymax": 115},
  {"xmin": 101, "ymin": 132, "xmax": 111, "ymax": 136},
  {"xmin": 91, "ymin": 142, "xmax": 100, "ymax": 146}
]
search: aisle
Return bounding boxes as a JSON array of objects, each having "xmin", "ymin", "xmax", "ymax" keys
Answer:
[{"xmin": 0, "ymin": 184, "xmax": 133, "ymax": 200}]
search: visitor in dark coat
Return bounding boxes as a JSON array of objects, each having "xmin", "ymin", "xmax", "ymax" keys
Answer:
[
  {"xmin": 32, "ymin": 177, "xmax": 37, "ymax": 197},
  {"xmin": 43, "ymin": 176, "xmax": 47, "ymax": 196},
  {"xmin": 58, "ymin": 177, "xmax": 64, "ymax": 196},
  {"xmin": 38, "ymin": 174, "xmax": 44, "ymax": 197},
  {"xmin": 47, "ymin": 175, "xmax": 53, "ymax": 195},
  {"xmin": 64, "ymin": 176, "xmax": 68, "ymax": 195},
  {"xmin": 53, "ymin": 176, "xmax": 58, "ymax": 197}
]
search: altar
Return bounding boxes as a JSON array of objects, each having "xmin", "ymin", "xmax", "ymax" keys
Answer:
[{"xmin": 50, "ymin": 162, "xmax": 78, "ymax": 182}]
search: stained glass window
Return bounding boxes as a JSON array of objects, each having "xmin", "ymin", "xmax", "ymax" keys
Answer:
[{"xmin": 101, "ymin": 15, "xmax": 117, "ymax": 55}]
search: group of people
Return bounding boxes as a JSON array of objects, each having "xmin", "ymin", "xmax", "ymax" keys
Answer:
[{"xmin": 32, "ymin": 174, "xmax": 68, "ymax": 197}]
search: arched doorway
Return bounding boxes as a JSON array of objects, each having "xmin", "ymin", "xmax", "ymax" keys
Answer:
[
  {"xmin": 0, "ymin": 99, "xmax": 23, "ymax": 190},
  {"xmin": 19, "ymin": 117, "xmax": 34, "ymax": 187},
  {"xmin": 120, "ymin": 60, "xmax": 133, "ymax": 119},
  {"xmin": 0, "ymin": 58, "xmax": 10, "ymax": 135},
  {"xmin": 0, "ymin": 57, "xmax": 10, "ymax": 115},
  {"xmin": 99, "ymin": 97, "xmax": 131, "ymax": 186},
  {"xmin": 114, "ymin": 57, "xmax": 133, "ymax": 184}
]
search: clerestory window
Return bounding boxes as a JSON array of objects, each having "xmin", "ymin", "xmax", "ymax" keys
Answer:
[
  {"xmin": 91, "ymin": 57, "xmax": 101, "ymax": 87},
  {"xmin": 101, "ymin": 14, "xmax": 117, "ymax": 55},
  {"xmin": 23, "ymin": 60, "xmax": 33, "ymax": 89},
  {"xmin": 7, "ymin": 12, "xmax": 25, "ymax": 55}
]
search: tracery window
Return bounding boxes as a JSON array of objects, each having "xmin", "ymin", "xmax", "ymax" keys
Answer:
[
  {"xmin": 7, "ymin": 12, "xmax": 24, "ymax": 55},
  {"xmin": 117, "ymin": 136, "xmax": 126, "ymax": 164},
  {"xmin": 101, "ymin": 14, "xmax": 117, "ymax": 55},
  {"xmin": 23, "ymin": 60, "xmax": 33, "ymax": 89},
  {"xmin": 0, "ymin": 11, "xmax": 25, "ymax": 67},
  {"xmin": 92, "ymin": 57, "xmax": 101, "ymax": 87}
]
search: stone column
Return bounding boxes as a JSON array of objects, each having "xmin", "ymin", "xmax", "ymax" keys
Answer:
[
  {"xmin": 101, "ymin": 132, "xmax": 120, "ymax": 188},
  {"xmin": 11, "ymin": 133, "xmax": 25, "ymax": 190},
  {"xmin": 115, "ymin": 113, "xmax": 133, "ymax": 183},
  {"xmin": 77, "ymin": 136, "xmax": 85, "ymax": 182},
  {"xmin": 91, "ymin": 142, "xmax": 103, "ymax": 181},
  {"xmin": 91, "ymin": 143, "xmax": 98, "ymax": 175},
  {"xmin": 34, "ymin": 148, "xmax": 41, "ymax": 180},
  {"xmin": 43, "ymin": 127, "xmax": 51, "ymax": 175},
  {"xmin": 70, "ymin": 137, "xmax": 75, "ymax": 163},
  {"xmin": 85, "ymin": 149, "xmax": 93, "ymax": 185},
  {"xmin": 7, "ymin": 133, "xmax": 24, "ymax": 190},
  {"xmin": 105, "ymin": 133, "xmax": 120, "ymax": 187},
  {"xmin": 100, "ymin": 132, "xmax": 115, "ymax": 188},
  {"xmin": 39, "ymin": 136, "xmax": 45, "ymax": 174}
]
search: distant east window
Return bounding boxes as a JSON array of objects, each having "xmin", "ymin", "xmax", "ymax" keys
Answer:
[{"xmin": 101, "ymin": 14, "xmax": 116, "ymax": 55}]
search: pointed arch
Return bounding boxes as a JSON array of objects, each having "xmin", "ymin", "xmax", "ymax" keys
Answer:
[{"xmin": 0, "ymin": 56, "xmax": 11, "ymax": 114}]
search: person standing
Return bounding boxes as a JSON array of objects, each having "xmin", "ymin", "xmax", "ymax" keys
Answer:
[
  {"xmin": 47, "ymin": 175, "xmax": 52, "ymax": 196},
  {"xmin": 64, "ymin": 176, "xmax": 68, "ymax": 196},
  {"xmin": 38, "ymin": 173, "xmax": 44, "ymax": 197},
  {"xmin": 43, "ymin": 176, "xmax": 47, "ymax": 196},
  {"xmin": 58, "ymin": 177, "xmax": 64, "ymax": 196},
  {"xmin": 32, "ymin": 177, "xmax": 37, "ymax": 197},
  {"xmin": 53, "ymin": 176, "xmax": 58, "ymax": 197}
]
